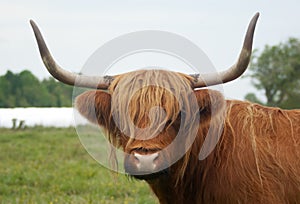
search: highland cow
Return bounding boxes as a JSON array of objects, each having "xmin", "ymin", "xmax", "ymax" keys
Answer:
[{"xmin": 30, "ymin": 13, "xmax": 300, "ymax": 203}]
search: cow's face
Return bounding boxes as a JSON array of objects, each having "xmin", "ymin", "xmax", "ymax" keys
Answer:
[{"xmin": 75, "ymin": 70, "xmax": 225, "ymax": 180}]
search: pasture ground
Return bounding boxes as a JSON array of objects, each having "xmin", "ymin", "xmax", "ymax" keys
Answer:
[{"xmin": 0, "ymin": 127, "xmax": 157, "ymax": 204}]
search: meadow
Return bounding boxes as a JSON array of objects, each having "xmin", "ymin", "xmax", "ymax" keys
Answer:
[{"xmin": 0, "ymin": 127, "xmax": 157, "ymax": 204}]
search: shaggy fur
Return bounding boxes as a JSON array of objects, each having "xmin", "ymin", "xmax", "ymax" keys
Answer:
[{"xmin": 75, "ymin": 69, "xmax": 300, "ymax": 204}]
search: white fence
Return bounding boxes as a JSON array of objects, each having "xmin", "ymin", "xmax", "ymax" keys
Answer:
[{"xmin": 0, "ymin": 108, "xmax": 88, "ymax": 128}]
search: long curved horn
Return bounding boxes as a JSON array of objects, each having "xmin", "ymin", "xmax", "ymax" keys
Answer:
[
  {"xmin": 190, "ymin": 12, "xmax": 259, "ymax": 88},
  {"xmin": 30, "ymin": 20, "xmax": 114, "ymax": 89}
]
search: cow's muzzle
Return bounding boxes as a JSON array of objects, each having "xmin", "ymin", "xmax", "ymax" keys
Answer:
[{"xmin": 124, "ymin": 149, "xmax": 169, "ymax": 180}]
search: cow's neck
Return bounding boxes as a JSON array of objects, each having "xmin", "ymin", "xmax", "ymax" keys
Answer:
[
  {"xmin": 146, "ymin": 175, "xmax": 180, "ymax": 204},
  {"xmin": 145, "ymin": 119, "xmax": 224, "ymax": 203},
  {"xmin": 145, "ymin": 143, "xmax": 220, "ymax": 203},
  {"xmin": 145, "ymin": 160, "xmax": 203, "ymax": 204}
]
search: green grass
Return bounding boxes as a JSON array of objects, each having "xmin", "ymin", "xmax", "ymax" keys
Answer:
[{"xmin": 0, "ymin": 127, "xmax": 157, "ymax": 204}]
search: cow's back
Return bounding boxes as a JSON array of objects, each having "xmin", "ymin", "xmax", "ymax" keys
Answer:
[{"xmin": 218, "ymin": 100, "xmax": 300, "ymax": 203}]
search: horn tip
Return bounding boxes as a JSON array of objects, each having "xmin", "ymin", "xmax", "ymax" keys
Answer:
[
  {"xmin": 29, "ymin": 19, "xmax": 38, "ymax": 30},
  {"xmin": 29, "ymin": 19, "xmax": 35, "ymax": 25}
]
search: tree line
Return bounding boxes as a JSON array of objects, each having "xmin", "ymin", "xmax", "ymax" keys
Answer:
[{"xmin": 0, "ymin": 70, "xmax": 75, "ymax": 108}]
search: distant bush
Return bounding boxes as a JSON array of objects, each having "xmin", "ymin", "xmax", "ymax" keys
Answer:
[{"xmin": 0, "ymin": 70, "xmax": 84, "ymax": 107}]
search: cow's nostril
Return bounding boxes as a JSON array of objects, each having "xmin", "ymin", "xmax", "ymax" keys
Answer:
[
  {"xmin": 133, "ymin": 154, "xmax": 140, "ymax": 163},
  {"xmin": 153, "ymin": 153, "xmax": 159, "ymax": 163}
]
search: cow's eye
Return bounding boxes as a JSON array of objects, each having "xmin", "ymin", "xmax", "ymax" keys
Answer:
[{"xmin": 165, "ymin": 120, "xmax": 172, "ymax": 126}]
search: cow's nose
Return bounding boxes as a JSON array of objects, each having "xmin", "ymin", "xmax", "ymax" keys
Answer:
[
  {"xmin": 125, "ymin": 151, "xmax": 162, "ymax": 175},
  {"xmin": 133, "ymin": 152, "xmax": 159, "ymax": 172}
]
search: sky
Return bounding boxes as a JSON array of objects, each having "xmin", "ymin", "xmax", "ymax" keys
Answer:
[{"xmin": 0, "ymin": 0, "xmax": 300, "ymax": 101}]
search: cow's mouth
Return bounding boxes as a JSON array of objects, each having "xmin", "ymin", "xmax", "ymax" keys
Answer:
[{"xmin": 127, "ymin": 168, "xmax": 169, "ymax": 180}]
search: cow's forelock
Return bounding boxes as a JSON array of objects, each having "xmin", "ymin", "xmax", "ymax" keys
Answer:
[{"xmin": 109, "ymin": 70, "xmax": 194, "ymax": 139}]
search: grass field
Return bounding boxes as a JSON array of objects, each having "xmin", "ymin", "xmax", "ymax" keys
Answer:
[{"xmin": 0, "ymin": 127, "xmax": 157, "ymax": 204}]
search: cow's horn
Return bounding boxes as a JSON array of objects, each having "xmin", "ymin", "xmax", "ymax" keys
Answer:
[
  {"xmin": 30, "ymin": 20, "xmax": 113, "ymax": 89},
  {"xmin": 190, "ymin": 12, "xmax": 259, "ymax": 88}
]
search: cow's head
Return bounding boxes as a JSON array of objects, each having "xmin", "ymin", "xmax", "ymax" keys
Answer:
[{"xmin": 30, "ymin": 13, "xmax": 259, "ymax": 180}]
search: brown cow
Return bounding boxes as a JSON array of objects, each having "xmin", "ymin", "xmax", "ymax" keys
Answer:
[{"xmin": 30, "ymin": 13, "xmax": 300, "ymax": 203}]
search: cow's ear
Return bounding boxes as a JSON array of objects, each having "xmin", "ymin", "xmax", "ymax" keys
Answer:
[
  {"xmin": 75, "ymin": 90, "xmax": 111, "ymax": 127},
  {"xmin": 193, "ymin": 89, "xmax": 226, "ymax": 121}
]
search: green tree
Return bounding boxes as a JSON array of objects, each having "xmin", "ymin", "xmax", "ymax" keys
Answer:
[
  {"xmin": 43, "ymin": 78, "xmax": 74, "ymax": 107},
  {"xmin": 0, "ymin": 70, "xmax": 75, "ymax": 107},
  {"xmin": 0, "ymin": 71, "xmax": 17, "ymax": 107},
  {"xmin": 245, "ymin": 38, "xmax": 300, "ymax": 109}
]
